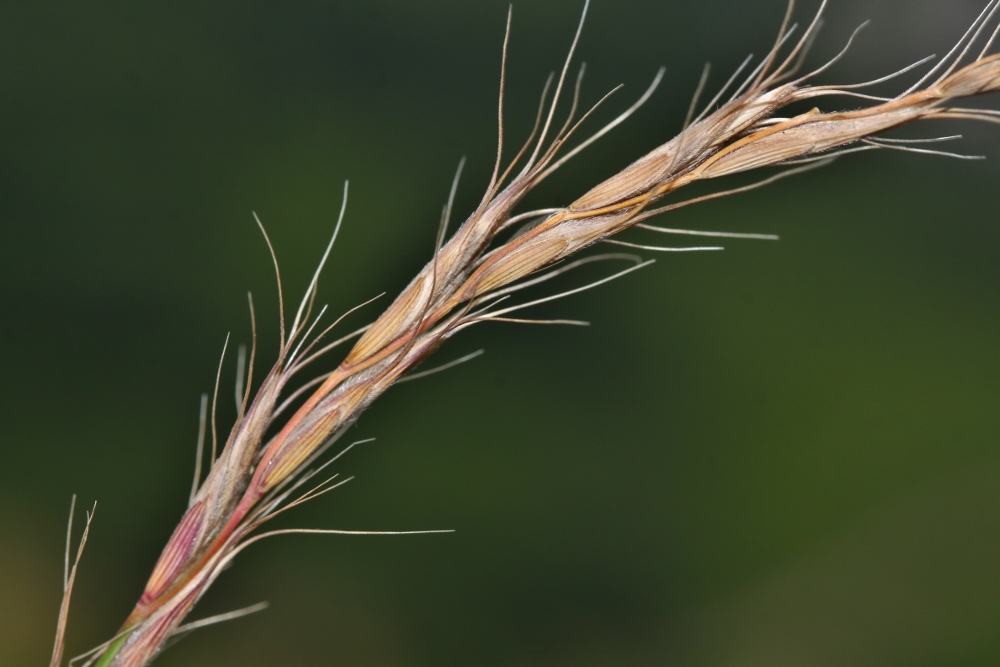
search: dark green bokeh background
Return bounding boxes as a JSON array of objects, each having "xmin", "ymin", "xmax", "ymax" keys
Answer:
[{"xmin": 3, "ymin": 1, "xmax": 1000, "ymax": 665}]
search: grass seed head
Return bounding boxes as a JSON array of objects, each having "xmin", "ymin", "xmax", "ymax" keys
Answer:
[{"xmin": 81, "ymin": 2, "xmax": 1000, "ymax": 665}]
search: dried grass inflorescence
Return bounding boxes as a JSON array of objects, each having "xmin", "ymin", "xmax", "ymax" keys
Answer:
[{"xmin": 56, "ymin": 1, "xmax": 1000, "ymax": 665}]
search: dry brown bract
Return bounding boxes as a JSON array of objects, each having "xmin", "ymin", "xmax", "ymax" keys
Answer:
[{"xmin": 60, "ymin": 1, "xmax": 1000, "ymax": 665}]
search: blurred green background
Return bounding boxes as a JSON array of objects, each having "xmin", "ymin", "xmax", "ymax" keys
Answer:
[{"xmin": 2, "ymin": 1, "xmax": 1000, "ymax": 665}]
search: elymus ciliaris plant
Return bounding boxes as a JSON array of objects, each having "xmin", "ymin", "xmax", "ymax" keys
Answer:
[{"xmin": 50, "ymin": 1, "xmax": 1000, "ymax": 665}]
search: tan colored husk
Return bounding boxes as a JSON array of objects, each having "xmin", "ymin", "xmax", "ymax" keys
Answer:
[{"xmin": 76, "ymin": 1, "xmax": 1000, "ymax": 665}]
